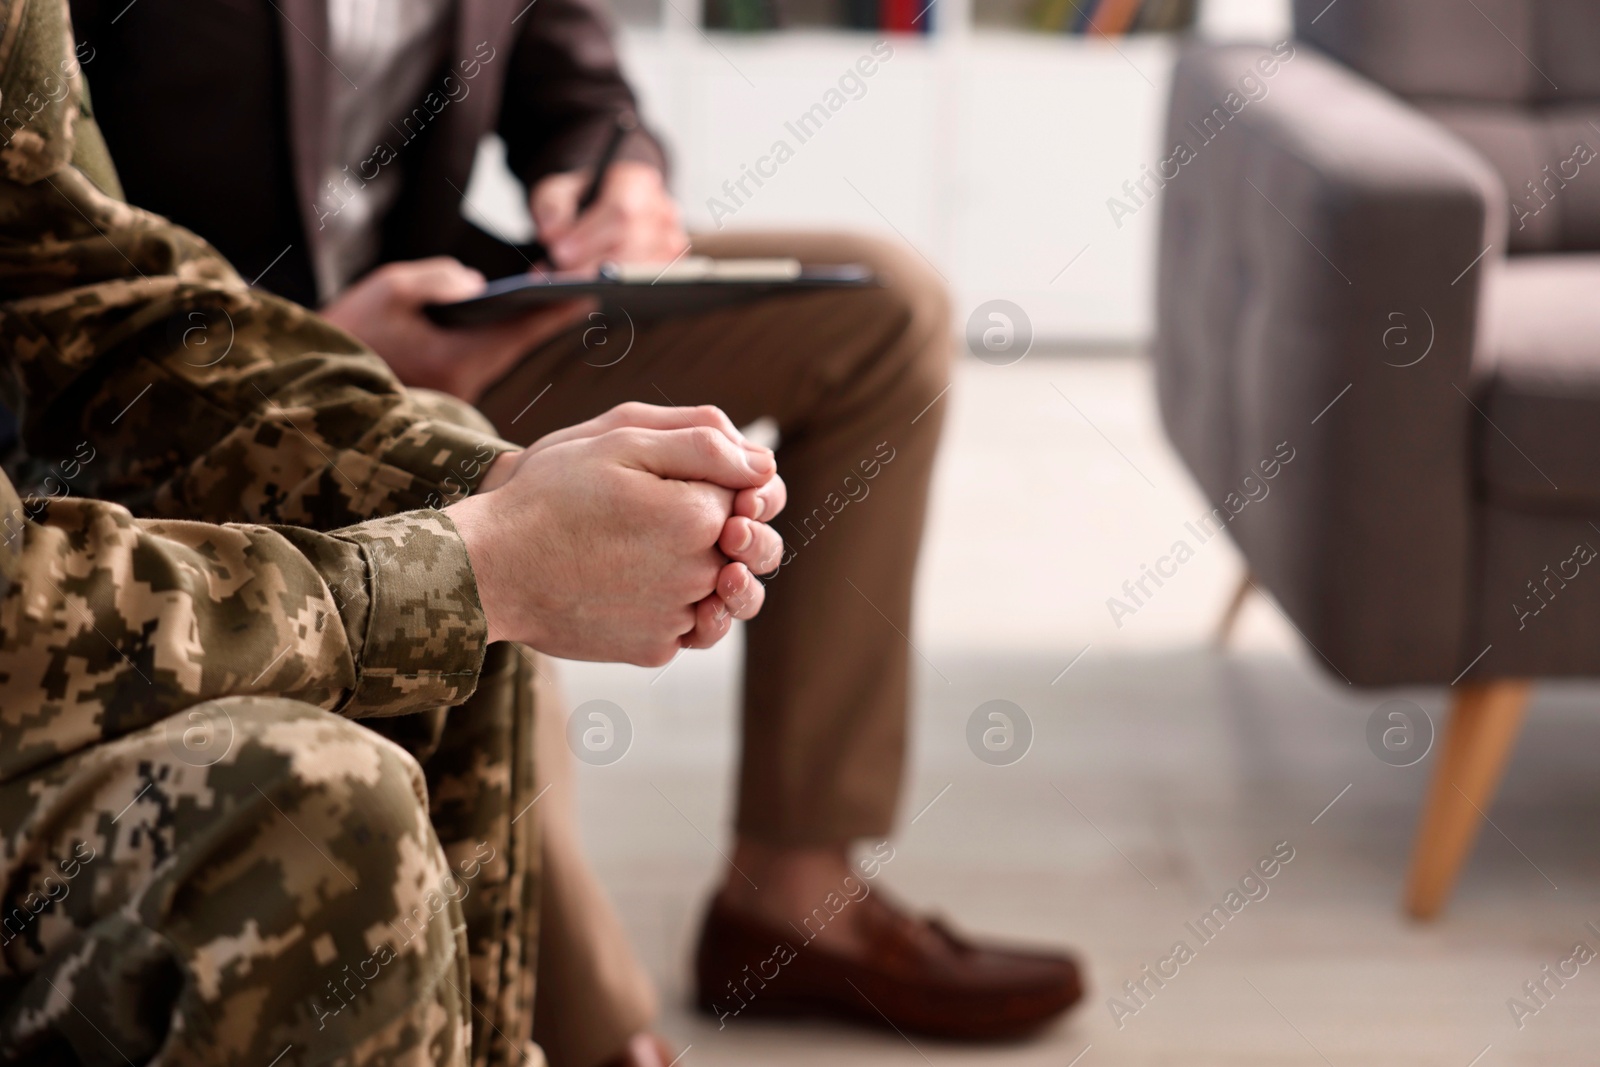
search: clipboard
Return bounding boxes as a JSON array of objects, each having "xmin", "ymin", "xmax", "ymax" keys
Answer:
[{"xmin": 423, "ymin": 258, "xmax": 876, "ymax": 328}]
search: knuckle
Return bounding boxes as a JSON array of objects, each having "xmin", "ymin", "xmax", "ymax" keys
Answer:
[
  {"xmin": 700, "ymin": 508, "xmax": 731, "ymax": 547},
  {"xmin": 606, "ymin": 426, "xmax": 648, "ymax": 453},
  {"xmin": 665, "ymin": 509, "xmax": 699, "ymax": 547},
  {"xmin": 666, "ymin": 492, "xmax": 713, "ymax": 539},
  {"xmin": 639, "ymin": 644, "xmax": 675, "ymax": 668},
  {"xmin": 384, "ymin": 275, "xmax": 416, "ymax": 301},
  {"xmin": 617, "ymin": 400, "xmax": 651, "ymax": 420},
  {"xmin": 690, "ymin": 424, "xmax": 721, "ymax": 456},
  {"xmin": 686, "ymin": 562, "xmax": 720, "ymax": 601}
]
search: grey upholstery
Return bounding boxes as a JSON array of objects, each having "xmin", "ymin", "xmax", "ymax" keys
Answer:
[
  {"xmin": 1154, "ymin": 2, "xmax": 1600, "ymax": 685},
  {"xmin": 1421, "ymin": 103, "xmax": 1600, "ymax": 252},
  {"xmin": 1298, "ymin": 0, "xmax": 1600, "ymax": 252},
  {"xmin": 1296, "ymin": 0, "xmax": 1600, "ymax": 103},
  {"xmin": 1479, "ymin": 255, "xmax": 1600, "ymax": 507}
]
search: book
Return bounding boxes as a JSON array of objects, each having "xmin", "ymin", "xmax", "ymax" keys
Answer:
[
  {"xmin": 705, "ymin": 0, "xmax": 779, "ymax": 29},
  {"xmin": 1031, "ymin": 0, "xmax": 1075, "ymax": 32},
  {"xmin": 1133, "ymin": 0, "xmax": 1195, "ymax": 32},
  {"xmin": 843, "ymin": 0, "xmax": 878, "ymax": 28},
  {"xmin": 1089, "ymin": 0, "xmax": 1141, "ymax": 34},
  {"xmin": 1067, "ymin": 0, "xmax": 1099, "ymax": 33},
  {"xmin": 881, "ymin": 0, "xmax": 916, "ymax": 32}
]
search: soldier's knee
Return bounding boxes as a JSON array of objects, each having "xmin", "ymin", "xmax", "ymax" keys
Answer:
[
  {"xmin": 210, "ymin": 697, "xmax": 434, "ymax": 861},
  {"xmin": 159, "ymin": 697, "xmax": 441, "ymax": 927},
  {"xmin": 166, "ymin": 695, "xmax": 428, "ymax": 807},
  {"xmin": 45, "ymin": 699, "xmax": 465, "ymax": 1062},
  {"xmin": 231, "ymin": 705, "xmax": 469, "ymax": 1033}
]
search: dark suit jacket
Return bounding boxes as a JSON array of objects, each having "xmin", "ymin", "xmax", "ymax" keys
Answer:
[{"xmin": 69, "ymin": 0, "xmax": 667, "ymax": 307}]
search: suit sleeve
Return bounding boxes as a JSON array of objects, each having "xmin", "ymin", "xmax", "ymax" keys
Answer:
[
  {"xmin": 495, "ymin": 0, "xmax": 670, "ymax": 186},
  {"xmin": 0, "ymin": 477, "xmax": 490, "ymax": 782},
  {"xmin": 0, "ymin": 0, "xmax": 516, "ymax": 531}
]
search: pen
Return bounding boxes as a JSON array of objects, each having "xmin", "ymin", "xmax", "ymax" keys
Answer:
[
  {"xmin": 527, "ymin": 111, "xmax": 638, "ymax": 266},
  {"xmin": 576, "ymin": 111, "xmax": 638, "ymax": 214}
]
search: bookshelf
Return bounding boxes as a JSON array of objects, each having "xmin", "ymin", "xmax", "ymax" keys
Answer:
[
  {"xmin": 679, "ymin": 0, "xmax": 1196, "ymax": 35},
  {"xmin": 607, "ymin": 0, "xmax": 1277, "ymax": 36}
]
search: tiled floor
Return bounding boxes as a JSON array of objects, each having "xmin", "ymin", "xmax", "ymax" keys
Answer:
[{"xmin": 557, "ymin": 353, "xmax": 1600, "ymax": 1065}]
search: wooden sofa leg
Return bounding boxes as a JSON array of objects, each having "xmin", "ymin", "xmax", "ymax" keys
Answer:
[
  {"xmin": 1403, "ymin": 680, "xmax": 1532, "ymax": 920},
  {"xmin": 1213, "ymin": 571, "xmax": 1254, "ymax": 647}
]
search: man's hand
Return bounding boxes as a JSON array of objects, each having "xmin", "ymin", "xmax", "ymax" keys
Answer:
[
  {"xmin": 531, "ymin": 160, "xmax": 690, "ymax": 272},
  {"xmin": 446, "ymin": 418, "xmax": 785, "ymax": 666},
  {"xmin": 498, "ymin": 401, "xmax": 787, "ymax": 525},
  {"xmin": 321, "ymin": 257, "xmax": 587, "ymax": 402}
]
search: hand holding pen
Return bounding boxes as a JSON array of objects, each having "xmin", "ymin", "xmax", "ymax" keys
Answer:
[{"xmin": 527, "ymin": 112, "xmax": 691, "ymax": 272}]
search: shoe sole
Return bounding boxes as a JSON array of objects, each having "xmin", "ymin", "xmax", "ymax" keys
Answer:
[{"xmin": 694, "ymin": 981, "xmax": 1082, "ymax": 1042}]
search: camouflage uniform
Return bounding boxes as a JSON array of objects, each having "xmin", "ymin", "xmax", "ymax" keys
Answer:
[{"xmin": 0, "ymin": 0, "xmax": 544, "ymax": 1062}]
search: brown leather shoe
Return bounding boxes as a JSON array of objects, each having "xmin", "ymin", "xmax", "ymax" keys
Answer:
[
  {"xmin": 693, "ymin": 890, "xmax": 1083, "ymax": 1041},
  {"xmin": 596, "ymin": 1033, "xmax": 678, "ymax": 1067}
]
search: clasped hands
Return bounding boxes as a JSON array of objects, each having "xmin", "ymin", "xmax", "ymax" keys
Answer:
[
  {"xmin": 326, "ymin": 164, "xmax": 752, "ymax": 665},
  {"xmin": 447, "ymin": 403, "xmax": 786, "ymax": 667}
]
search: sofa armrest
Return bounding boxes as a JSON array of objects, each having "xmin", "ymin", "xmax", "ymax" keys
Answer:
[{"xmin": 1154, "ymin": 42, "xmax": 1507, "ymax": 685}]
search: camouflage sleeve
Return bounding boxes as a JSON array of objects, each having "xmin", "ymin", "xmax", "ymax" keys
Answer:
[
  {"xmin": 0, "ymin": 0, "xmax": 515, "ymax": 530},
  {"xmin": 0, "ymin": 466, "xmax": 489, "ymax": 783}
]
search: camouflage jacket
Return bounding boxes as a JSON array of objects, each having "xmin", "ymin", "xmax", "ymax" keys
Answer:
[{"xmin": 0, "ymin": 0, "xmax": 517, "ymax": 784}]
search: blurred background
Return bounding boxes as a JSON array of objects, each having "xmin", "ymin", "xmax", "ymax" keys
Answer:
[
  {"xmin": 466, "ymin": 1, "xmax": 1600, "ymax": 1063},
  {"xmin": 467, "ymin": 0, "xmax": 1284, "ymax": 345}
]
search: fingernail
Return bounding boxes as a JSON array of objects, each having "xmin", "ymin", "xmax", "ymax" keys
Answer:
[
  {"xmin": 751, "ymin": 496, "xmax": 766, "ymax": 521},
  {"xmin": 750, "ymin": 449, "xmax": 775, "ymax": 474},
  {"xmin": 736, "ymin": 523, "xmax": 754, "ymax": 552}
]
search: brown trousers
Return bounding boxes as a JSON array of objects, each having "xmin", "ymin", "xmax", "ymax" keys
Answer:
[{"xmin": 482, "ymin": 231, "xmax": 952, "ymax": 1066}]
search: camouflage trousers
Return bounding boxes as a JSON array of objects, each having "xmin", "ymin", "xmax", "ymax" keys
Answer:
[{"xmin": 0, "ymin": 643, "xmax": 541, "ymax": 1067}]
